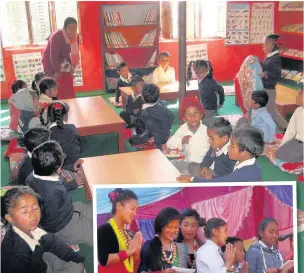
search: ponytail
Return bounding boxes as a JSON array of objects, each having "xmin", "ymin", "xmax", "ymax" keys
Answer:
[
  {"xmin": 148, "ymin": 236, "xmax": 164, "ymax": 271},
  {"xmin": 207, "ymin": 61, "xmax": 214, "ymax": 79},
  {"xmin": 187, "ymin": 61, "xmax": 194, "ymax": 85},
  {"xmin": 47, "ymin": 101, "xmax": 69, "ymax": 129},
  {"xmin": 39, "ymin": 103, "xmax": 49, "ymax": 126}
]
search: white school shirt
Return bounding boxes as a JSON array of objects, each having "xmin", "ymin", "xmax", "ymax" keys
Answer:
[
  {"xmin": 152, "ymin": 65, "xmax": 176, "ymax": 84},
  {"xmin": 166, "ymin": 122, "xmax": 209, "ymax": 163},
  {"xmin": 196, "ymin": 240, "xmax": 227, "ymax": 273},
  {"xmin": 281, "ymin": 106, "xmax": 304, "ymax": 145},
  {"xmin": 233, "ymin": 158, "xmax": 256, "ymax": 171},
  {"xmin": 210, "ymin": 142, "xmax": 230, "ymax": 170}
]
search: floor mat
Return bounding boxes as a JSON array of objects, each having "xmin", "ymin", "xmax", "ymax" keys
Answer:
[{"xmin": 215, "ymin": 114, "xmax": 243, "ymax": 127}]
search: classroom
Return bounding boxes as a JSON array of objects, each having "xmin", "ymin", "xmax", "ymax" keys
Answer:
[{"xmin": 0, "ymin": 1, "xmax": 303, "ymax": 273}]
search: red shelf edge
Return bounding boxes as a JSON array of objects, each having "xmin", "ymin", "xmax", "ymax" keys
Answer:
[{"xmin": 279, "ymin": 31, "xmax": 304, "ymax": 36}]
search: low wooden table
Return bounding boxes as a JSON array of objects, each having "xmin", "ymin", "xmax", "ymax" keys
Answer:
[
  {"xmin": 276, "ymin": 84, "xmax": 299, "ymax": 118},
  {"xmin": 63, "ymin": 97, "xmax": 125, "ymax": 153},
  {"xmin": 81, "ymin": 149, "xmax": 181, "ymax": 200}
]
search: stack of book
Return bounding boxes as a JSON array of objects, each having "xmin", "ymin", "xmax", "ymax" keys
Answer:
[
  {"xmin": 104, "ymin": 12, "xmax": 124, "ymax": 26},
  {"xmin": 105, "ymin": 32, "xmax": 128, "ymax": 48},
  {"xmin": 146, "ymin": 50, "xmax": 157, "ymax": 67},
  {"xmin": 105, "ymin": 52, "xmax": 124, "ymax": 69},
  {"xmin": 281, "ymin": 24, "xmax": 303, "ymax": 33},
  {"xmin": 138, "ymin": 29, "xmax": 157, "ymax": 47},
  {"xmin": 281, "ymin": 69, "xmax": 304, "ymax": 83},
  {"xmin": 280, "ymin": 48, "xmax": 304, "ymax": 60},
  {"xmin": 144, "ymin": 8, "xmax": 157, "ymax": 24}
]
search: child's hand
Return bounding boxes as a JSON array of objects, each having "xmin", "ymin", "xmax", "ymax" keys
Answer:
[
  {"xmin": 240, "ymin": 262, "xmax": 249, "ymax": 273},
  {"xmin": 177, "ymin": 175, "xmax": 192, "ymax": 182},
  {"xmin": 259, "ymin": 72, "xmax": 265, "ymax": 78},
  {"xmin": 74, "ymin": 159, "xmax": 84, "ymax": 171},
  {"xmin": 200, "ymin": 167, "xmax": 213, "ymax": 179},
  {"xmin": 182, "ymin": 135, "xmax": 192, "ymax": 144}
]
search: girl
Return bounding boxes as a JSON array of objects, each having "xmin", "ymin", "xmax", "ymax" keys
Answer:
[
  {"xmin": 39, "ymin": 77, "xmax": 59, "ymax": 104},
  {"xmin": 196, "ymin": 218, "xmax": 236, "ymax": 273},
  {"xmin": 187, "ymin": 60, "xmax": 225, "ymax": 125},
  {"xmin": 31, "ymin": 72, "xmax": 46, "ymax": 96},
  {"xmin": 97, "ymin": 188, "xmax": 143, "ymax": 273},
  {"xmin": 138, "ymin": 207, "xmax": 188, "ymax": 273},
  {"xmin": 176, "ymin": 208, "xmax": 205, "ymax": 269},
  {"xmin": 260, "ymin": 34, "xmax": 288, "ymax": 130},
  {"xmin": 1, "ymin": 186, "xmax": 85, "ymax": 273}
]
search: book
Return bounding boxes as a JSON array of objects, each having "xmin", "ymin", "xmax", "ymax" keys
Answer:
[
  {"xmin": 105, "ymin": 52, "xmax": 124, "ymax": 68},
  {"xmin": 144, "ymin": 8, "xmax": 157, "ymax": 24},
  {"xmin": 285, "ymin": 70, "xmax": 299, "ymax": 80},
  {"xmin": 291, "ymin": 72, "xmax": 304, "ymax": 82},
  {"xmin": 282, "ymin": 49, "xmax": 299, "ymax": 57},
  {"xmin": 281, "ymin": 69, "xmax": 290, "ymax": 78},
  {"xmin": 138, "ymin": 29, "xmax": 157, "ymax": 47},
  {"xmin": 104, "ymin": 12, "xmax": 123, "ymax": 26},
  {"xmin": 146, "ymin": 50, "xmax": 157, "ymax": 67},
  {"xmin": 105, "ymin": 32, "xmax": 128, "ymax": 48}
]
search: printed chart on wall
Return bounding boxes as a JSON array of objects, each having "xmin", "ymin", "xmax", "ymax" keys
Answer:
[
  {"xmin": 225, "ymin": 3, "xmax": 250, "ymax": 45},
  {"xmin": 250, "ymin": 2, "xmax": 274, "ymax": 44},
  {"xmin": 12, "ymin": 52, "xmax": 43, "ymax": 87},
  {"xmin": 279, "ymin": 1, "xmax": 304, "ymax": 11},
  {"xmin": 186, "ymin": 44, "xmax": 208, "ymax": 80},
  {"xmin": 73, "ymin": 53, "xmax": 83, "ymax": 86}
]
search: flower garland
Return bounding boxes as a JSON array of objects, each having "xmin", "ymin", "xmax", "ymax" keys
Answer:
[
  {"xmin": 109, "ymin": 218, "xmax": 134, "ymax": 273},
  {"xmin": 161, "ymin": 242, "xmax": 179, "ymax": 267}
]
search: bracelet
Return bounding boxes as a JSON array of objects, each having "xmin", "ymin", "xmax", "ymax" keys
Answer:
[{"xmin": 118, "ymin": 251, "xmax": 128, "ymax": 261}]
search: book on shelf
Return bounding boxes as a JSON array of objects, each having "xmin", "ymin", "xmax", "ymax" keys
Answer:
[
  {"xmin": 146, "ymin": 50, "xmax": 157, "ymax": 67},
  {"xmin": 284, "ymin": 70, "xmax": 299, "ymax": 80},
  {"xmin": 144, "ymin": 8, "xmax": 157, "ymax": 24},
  {"xmin": 105, "ymin": 32, "xmax": 128, "ymax": 48},
  {"xmin": 294, "ymin": 51, "xmax": 304, "ymax": 59},
  {"xmin": 282, "ymin": 48, "xmax": 299, "ymax": 57},
  {"xmin": 104, "ymin": 12, "xmax": 123, "ymax": 26},
  {"xmin": 138, "ymin": 29, "xmax": 157, "ymax": 47},
  {"xmin": 281, "ymin": 69, "xmax": 290, "ymax": 78},
  {"xmin": 281, "ymin": 24, "xmax": 303, "ymax": 33},
  {"xmin": 300, "ymin": 78, "xmax": 304, "ymax": 83},
  {"xmin": 105, "ymin": 52, "xmax": 124, "ymax": 69},
  {"xmin": 291, "ymin": 72, "xmax": 304, "ymax": 82}
]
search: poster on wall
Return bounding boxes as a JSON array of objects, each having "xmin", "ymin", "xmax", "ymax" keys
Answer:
[
  {"xmin": 250, "ymin": 2, "xmax": 274, "ymax": 44},
  {"xmin": 186, "ymin": 44, "xmax": 208, "ymax": 80},
  {"xmin": 73, "ymin": 53, "xmax": 83, "ymax": 86},
  {"xmin": 225, "ymin": 3, "xmax": 250, "ymax": 45},
  {"xmin": 279, "ymin": 1, "xmax": 304, "ymax": 11},
  {"xmin": 12, "ymin": 52, "xmax": 43, "ymax": 87}
]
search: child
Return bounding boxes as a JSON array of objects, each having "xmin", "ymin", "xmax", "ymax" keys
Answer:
[
  {"xmin": 236, "ymin": 91, "xmax": 276, "ymax": 144},
  {"xmin": 1, "ymin": 186, "xmax": 85, "ymax": 273},
  {"xmin": 152, "ymin": 51, "xmax": 176, "ymax": 85},
  {"xmin": 97, "ymin": 188, "xmax": 143, "ymax": 273},
  {"xmin": 119, "ymin": 75, "xmax": 145, "ymax": 127},
  {"xmin": 260, "ymin": 34, "xmax": 288, "ymax": 130},
  {"xmin": 141, "ymin": 84, "xmax": 174, "ymax": 149},
  {"xmin": 187, "ymin": 60, "xmax": 225, "ymax": 125},
  {"xmin": 17, "ymin": 128, "xmax": 51, "ymax": 185},
  {"xmin": 164, "ymin": 97, "xmax": 209, "ymax": 174},
  {"xmin": 9, "ymin": 80, "xmax": 27, "ymax": 132},
  {"xmin": 178, "ymin": 127, "xmax": 264, "ymax": 182},
  {"xmin": 196, "ymin": 218, "xmax": 236, "ymax": 273},
  {"xmin": 25, "ymin": 141, "xmax": 93, "ymax": 246},
  {"xmin": 276, "ymin": 90, "xmax": 303, "ymax": 162},
  {"xmin": 188, "ymin": 117, "xmax": 236, "ymax": 178},
  {"xmin": 31, "ymin": 72, "xmax": 46, "ymax": 95},
  {"xmin": 38, "ymin": 77, "xmax": 59, "ymax": 104},
  {"xmin": 115, "ymin": 62, "xmax": 132, "ymax": 106}
]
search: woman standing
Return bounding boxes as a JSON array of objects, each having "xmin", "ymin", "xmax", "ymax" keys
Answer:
[{"xmin": 42, "ymin": 17, "xmax": 79, "ymax": 99}]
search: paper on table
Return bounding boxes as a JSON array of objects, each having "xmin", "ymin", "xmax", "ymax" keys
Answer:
[
  {"xmin": 171, "ymin": 267, "xmax": 195, "ymax": 273},
  {"xmin": 280, "ymin": 260, "xmax": 294, "ymax": 273}
]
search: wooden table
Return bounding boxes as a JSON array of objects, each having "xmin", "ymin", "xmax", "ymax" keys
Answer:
[
  {"xmin": 63, "ymin": 97, "xmax": 125, "ymax": 153},
  {"xmin": 81, "ymin": 149, "xmax": 181, "ymax": 200},
  {"xmin": 276, "ymin": 84, "xmax": 299, "ymax": 118}
]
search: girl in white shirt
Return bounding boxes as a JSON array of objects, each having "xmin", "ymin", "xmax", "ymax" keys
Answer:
[{"xmin": 153, "ymin": 52, "xmax": 176, "ymax": 85}]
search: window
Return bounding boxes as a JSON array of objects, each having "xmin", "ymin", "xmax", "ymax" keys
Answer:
[{"xmin": 0, "ymin": 1, "xmax": 78, "ymax": 47}]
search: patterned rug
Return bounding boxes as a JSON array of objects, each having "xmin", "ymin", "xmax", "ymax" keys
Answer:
[{"xmin": 1, "ymin": 127, "xmax": 20, "ymax": 142}]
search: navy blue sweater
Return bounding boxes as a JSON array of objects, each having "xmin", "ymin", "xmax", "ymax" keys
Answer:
[
  {"xmin": 115, "ymin": 78, "xmax": 131, "ymax": 103},
  {"xmin": 262, "ymin": 53, "xmax": 282, "ymax": 89}
]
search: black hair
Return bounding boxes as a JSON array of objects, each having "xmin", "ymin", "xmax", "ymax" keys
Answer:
[
  {"xmin": 232, "ymin": 127, "xmax": 265, "ymax": 157},
  {"xmin": 142, "ymin": 84, "xmax": 160, "ymax": 104},
  {"xmin": 221, "ymin": 237, "xmax": 243, "ymax": 253},
  {"xmin": 31, "ymin": 72, "xmax": 46, "ymax": 91},
  {"xmin": 41, "ymin": 101, "xmax": 69, "ymax": 128},
  {"xmin": 64, "ymin": 17, "xmax": 77, "ymax": 28},
  {"xmin": 148, "ymin": 207, "xmax": 180, "ymax": 271},
  {"xmin": 39, "ymin": 77, "xmax": 57, "ymax": 95},
  {"xmin": 159, "ymin": 51, "xmax": 171, "ymax": 59},
  {"xmin": 208, "ymin": 117, "xmax": 233, "ymax": 138},
  {"xmin": 1, "ymin": 186, "xmax": 41, "ymax": 226},
  {"xmin": 31, "ymin": 141, "xmax": 64, "ymax": 176},
  {"xmin": 24, "ymin": 128, "xmax": 51, "ymax": 152},
  {"xmin": 109, "ymin": 188, "xmax": 138, "ymax": 214},
  {"xmin": 266, "ymin": 34, "xmax": 280, "ymax": 51},
  {"xmin": 257, "ymin": 217, "xmax": 278, "ymax": 240},
  {"xmin": 130, "ymin": 75, "xmax": 144, "ymax": 87},
  {"xmin": 204, "ymin": 218, "xmax": 227, "ymax": 239},
  {"xmin": 278, "ymin": 233, "xmax": 293, "ymax": 242},
  {"xmin": 176, "ymin": 208, "xmax": 206, "ymax": 243},
  {"xmin": 11, "ymin": 80, "xmax": 27, "ymax": 94},
  {"xmin": 187, "ymin": 60, "xmax": 213, "ymax": 84},
  {"xmin": 116, "ymin": 61, "xmax": 128, "ymax": 71},
  {"xmin": 251, "ymin": 91, "xmax": 269, "ymax": 108}
]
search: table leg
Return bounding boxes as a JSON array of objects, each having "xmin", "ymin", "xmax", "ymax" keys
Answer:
[
  {"xmin": 122, "ymin": 94, "xmax": 127, "ymax": 109},
  {"xmin": 117, "ymin": 125, "xmax": 125, "ymax": 153}
]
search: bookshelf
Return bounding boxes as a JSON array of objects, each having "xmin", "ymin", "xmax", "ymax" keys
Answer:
[{"xmin": 101, "ymin": 3, "xmax": 160, "ymax": 92}]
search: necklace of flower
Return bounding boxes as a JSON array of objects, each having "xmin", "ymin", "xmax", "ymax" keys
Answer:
[{"xmin": 162, "ymin": 242, "xmax": 177, "ymax": 265}]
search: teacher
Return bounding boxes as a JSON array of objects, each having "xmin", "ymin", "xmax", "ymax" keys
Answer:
[{"xmin": 42, "ymin": 17, "xmax": 79, "ymax": 99}]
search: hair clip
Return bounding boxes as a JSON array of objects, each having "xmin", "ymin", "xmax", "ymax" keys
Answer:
[
  {"xmin": 53, "ymin": 103, "xmax": 63, "ymax": 110},
  {"xmin": 41, "ymin": 102, "xmax": 50, "ymax": 109},
  {"xmin": 109, "ymin": 191, "xmax": 119, "ymax": 202}
]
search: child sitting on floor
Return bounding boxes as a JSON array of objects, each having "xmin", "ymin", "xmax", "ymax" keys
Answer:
[
  {"xmin": 115, "ymin": 61, "xmax": 132, "ymax": 106},
  {"xmin": 31, "ymin": 72, "xmax": 46, "ymax": 96},
  {"xmin": 236, "ymin": 91, "xmax": 276, "ymax": 144},
  {"xmin": 177, "ymin": 127, "xmax": 264, "ymax": 182},
  {"xmin": 25, "ymin": 141, "xmax": 93, "ymax": 246},
  {"xmin": 276, "ymin": 89, "xmax": 303, "ymax": 163},
  {"xmin": 119, "ymin": 75, "xmax": 145, "ymax": 128},
  {"xmin": 164, "ymin": 97, "xmax": 209, "ymax": 174},
  {"xmin": 188, "ymin": 117, "xmax": 236, "ymax": 178},
  {"xmin": 152, "ymin": 51, "xmax": 176, "ymax": 85},
  {"xmin": 1, "ymin": 186, "xmax": 85, "ymax": 273},
  {"xmin": 38, "ymin": 77, "xmax": 59, "ymax": 105}
]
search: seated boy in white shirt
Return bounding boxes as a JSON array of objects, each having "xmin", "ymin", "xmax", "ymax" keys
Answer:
[
  {"xmin": 152, "ymin": 51, "xmax": 176, "ymax": 85},
  {"xmin": 163, "ymin": 97, "xmax": 209, "ymax": 174}
]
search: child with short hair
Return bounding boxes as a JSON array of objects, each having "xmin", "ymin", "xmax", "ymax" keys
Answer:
[
  {"xmin": 178, "ymin": 127, "xmax": 264, "ymax": 182},
  {"xmin": 187, "ymin": 60, "xmax": 225, "ymax": 125},
  {"xmin": 31, "ymin": 72, "xmax": 46, "ymax": 95},
  {"xmin": 188, "ymin": 117, "xmax": 236, "ymax": 178},
  {"xmin": 236, "ymin": 91, "xmax": 276, "ymax": 144},
  {"xmin": 38, "ymin": 77, "xmax": 59, "ymax": 104},
  {"xmin": 152, "ymin": 51, "xmax": 176, "ymax": 85},
  {"xmin": 25, "ymin": 141, "xmax": 92, "ymax": 246},
  {"xmin": 164, "ymin": 97, "xmax": 209, "ymax": 174},
  {"xmin": 1, "ymin": 186, "xmax": 85, "ymax": 273},
  {"xmin": 276, "ymin": 90, "xmax": 303, "ymax": 162},
  {"xmin": 115, "ymin": 61, "xmax": 132, "ymax": 106}
]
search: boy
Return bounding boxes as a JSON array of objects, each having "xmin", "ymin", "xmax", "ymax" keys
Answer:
[
  {"xmin": 119, "ymin": 75, "xmax": 145, "ymax": 127},
  {"xmin": 164, "ymin": 97, "xmax": 209, "ymax": 174},
  {"xmin": 276, "ymin": 89, "xmax": 303, "ymax": 162},
  {"xmin": 236, "ymin": 91, "xmax": 276, "ymax": 143},
  {"xmin": 188, "ymin": 117, "xmax": 236, "ymax": 178},
  {"xmin": 141, "ymin": 84, "xmax": 174, "ymax": 149},
  {"xmin": 152, "ymin": 51, "xmax": 175, "ymax": 85},
  {"xmin": 177, "ymin": 127, "xmax": 264, "ymax": 182},
  {"xmin": 26, "ymin": 141, "xmax": 93, "ymax": 246},
  {"xmin": 115, "ymin": 61, "xmax": 132, "ymax": 106}
]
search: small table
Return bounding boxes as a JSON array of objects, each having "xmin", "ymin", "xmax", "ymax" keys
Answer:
[
  {"xmin": 63, "ymin": 97, "xmax": 125, "ymax": 153},
  {"xmin": 276, "ymin": 84, "xmax": 299, "ymax": 118},
  {"xmin": 81, "ymin": 149, "xmax": 181, "ymax": 200}
]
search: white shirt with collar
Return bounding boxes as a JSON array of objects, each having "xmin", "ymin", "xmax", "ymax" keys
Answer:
[
  {"xmin": 33, "ymin": 172, "xmax": 60, "ymax": 181},
  {"xmin": 266, "ymin": 50, "xmax": 279, "ymax": 58},
  {"xmin": 233, "ymin": 158, "xmax": 256, "ymax": 171},
  {"xmin": 166, "ymin": 122, "xmax": 209, "ymax": 163},
  {"xmin": 120, "ymin": 73, "xmax": 132, "ymax": 84},
  {"xmin": 210, "ymin": 142, "xmax": 230, "ymax": 170},
  {"xmin": 196, "ymin": 239, "xmax": 227, "ymax": 273},
  {"xmin": 48, "ymin": 121, "xmax": 67, "ymax": 129},
  {"xmin": 142, "ymin": 102, "xmax": 157, "ymax": 110},
  {"xmin": 152, "ymin": 65, "xmax": 175, "ymax": 85}
]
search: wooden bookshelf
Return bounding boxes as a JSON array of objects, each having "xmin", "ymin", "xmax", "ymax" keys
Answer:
[{"xmin": 100, "ymin": 3, "xmax": 160, "ymax": 92}]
